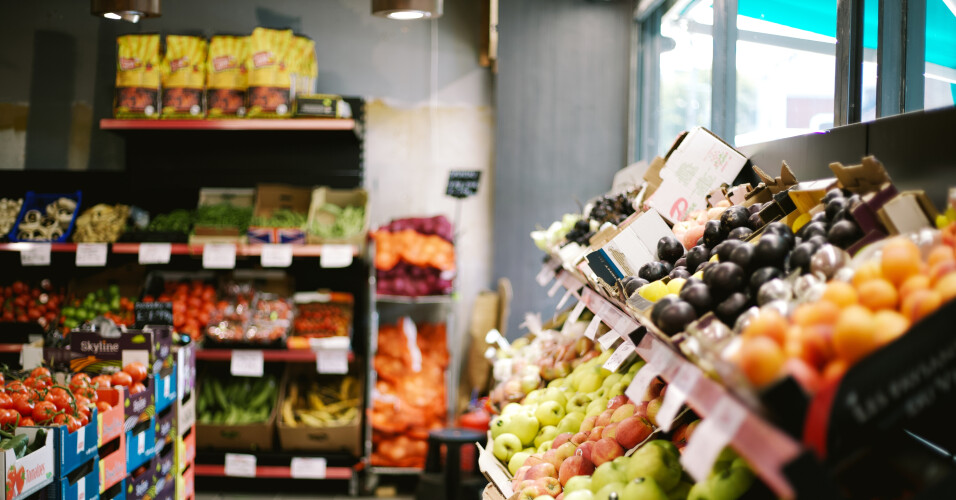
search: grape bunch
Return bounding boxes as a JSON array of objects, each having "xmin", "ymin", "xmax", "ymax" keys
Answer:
[
  {"xmin": 564, "ymin": 220, "xmax": 595, "ymax": 246},
  {"xmin": 589, "ymin": 193, "xmax": 636, "ymax": 226}
]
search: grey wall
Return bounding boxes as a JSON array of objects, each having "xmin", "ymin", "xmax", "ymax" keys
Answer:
[
  {"xmin": 493, "ymin": 0, "xmax": 636, "ymax": 337},
  {"xmin": 0, "ymin": 0, "xmax": 489, "ymax": 170}
]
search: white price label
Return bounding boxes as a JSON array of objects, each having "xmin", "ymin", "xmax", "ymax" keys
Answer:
[
  {"xmin": 137, "ymin": 432, "xmax": 145, "ymax": 454},
  {"xmin": 603, "ymin": 342, "xmax": 636, "ymax": 373},
  {"xmin": 316, "ymin": 349, "xmax": 349, "ymax": 374},
  {"xmin": 77, "ymin": 424, "xmax": 85, "ymax": 454},
  {"xmin": 19, "ymin": 345, "xmax": 43, "ymax": 370},
  {"xmin": 260, "ymin": 244, "xmax": 293, "ymax": 268},
  {"xmin": 547, "ymin": 280, "xmax": 563, "ymax": 298},
  {"xmin": 657, "ymin": 364, "xmax": 701, "ymax": 432},
  {"xmin": 625, "ymin": 361, "xmax": 662, "ymax": 403},
  {"xmin": 224, "ymin": 453, "xmax": 257, "ymax": 478},
  {"xmin": 584, "ymin": 315, "xmax": 602, "ymax": 340},
  {"xmin": 75, "ymin": 243, "xmax": 108, "ymax": 267},
  {"xmin": 290, "ymin": 457, "xmax": 327, "ymax": 479},
  {"xmin": 230, "ymin": 350, "xmax": 264, "ymax": 377},
  {"xmin": 164, "ymin": 376, "xmax": 171, "ymax": 398},
  {"xmin": 20, "ymin": 243, "xmax": 51, "ymax": 266},
  {"xmin": 555, "ymin": 288, "xmax": 575, "ymax": 310},
  {"xmin": 597, "ymin": 331, "xmax": 619, "ymax": 350},
  {"xmin": 320, "ymin": 244, "xmax": 353, "ymax": 268},
  {"xmin": 680, "ymin": 398, "xmax": 747, "ymax": 482},
  {"xmin": 535, "ymin": 263, "xmax": 556, "ymax": 286},
  {"xmin": 76, "ymin": 476, "xmax": 85, "ymax": 500},
  {"xmin": 138, "ymin": 243, "xmax": 171, "ymax": 264},
  {"xmin": 562, "ymin": 300, "xmax": 587, "ymax": 334},
  {"xmin": 203, "ymin": 243, "xmax": 236, "ymax": 269}
]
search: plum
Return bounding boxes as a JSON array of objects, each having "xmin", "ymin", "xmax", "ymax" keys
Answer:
[
  {"xmin": 650, "ymin": 296, "xmax": 680, "ymax": 325},
  {"xmin": 679, "ymin": 283, "xmax": 713, "ymax": 316},
  {"xmin": 825, "ymin": 197, "xmax": 846, "ymax": 222},
  {"xmin": 656, "ymin": 300, "xmax": 698, "ymax": 336},
  {"xmin": 800, "ymin": 221, "xmax": 828, "ymax": 240},
  {"xmin": 749, "ymin": 266, "xmax": 784, "ymax": 293},
  {"xmin": 622, "ymin": 276, "xmax": 648, "ymax": 297},
  {"xmin": 685, "ymin": 245, "xmax": 709, "ymax": 273},
  {"xmin": 705, "ymin": 262, "xmax": 746, "ymax": 299},
  {"xmin": 720, "ymin": 206, "xmax": 751, "ymax": 231},
  {"xmin": 788, "ymin": 242, "xmax": 817, "ymax": 274},
  {"xmin": 748, "ymin": 212, "xmax": 764, "ymax": 230},
  {"xmin": 656, "ymin": 235, "xmax": 686, "ymax": 264},
  {"xmin": 823, "ymin": 188, "xmax": 844, "ymax": 203},
  {"xmin": 703, "ymin": 220, "xmax": 727, "ymax": 247},
  {"xmin": 714, "ymin": 239, "xmax": 743, "ymax": 263},
  {"xmin": 668, "ymin": 266, "xmax": 690, "ymax": 279},
  {"xmin": 729, "ymin": 243, "xmax": 756, "ymax": 272},
  {"xmin": 715, "ymin": 292, "xmax": 750, "ymax": 325},
  {"xmin": 827, "ymin": 219, "xmax": 863, "ymax": 249},
  {"xmin": 727, "ymin": 226, "xmax": 753, "ymax": 240},
  {"xmin": 764, "ymin": 222, "xmax": 795, "ymax": 248},
  {"xmin": 753, "ymin": 234, "xmax": 788, "ymax": 269},
  {"xmin": 638, "ymin": 261, "xmax": 669, "ymax": 282}
]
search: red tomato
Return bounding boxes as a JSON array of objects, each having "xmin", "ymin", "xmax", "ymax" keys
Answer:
[
  {"xmin": 32, "ymin": 401, "xmax": 57, "ymax": 423},
  {"xmin": 29, "ymin": 367, "xmax": 51, "ymax": 379},
  {"xmin": 0, "ymin": 394, "xmax": 11, "ymax": 410},
  {"xmin": 111, "ymin": 371, "xmax": 133, "ymax": 387},
  {"xmin": 0, "ymin": 409, "xmax": 18, "ymax": 427},
  {"xmin": 75, "ymin": 396, "xmax": 92, "ymax": 411},
  {"xmin": 70, "ymin": 373, "xmax": 91, "ymax": 389},
  {"xmin": 48, "ymin": 392, "xmax": 72, "ymax": 413},
  {"xmin": 92, "ymin": 375, "xmax": 112, "ymax": 389},
  {"xmin": 122, "ymin": 362, "xmax": 148, "ymax": 384},
  {"xmin": 12, "ymin": 394, "xmax": 34, "ymax": 416},
  {"xmin": 96, "ymin": 401, "xmax": 112, "ymax": 413},
  {"xmin": 77, "ymin": 413, "xmax": 89, "ymax": 427},
  {"xmin": 18, "ymin": 417, "xmax": 35, "ymax": 427},
  {"xmin": 5, "ymin": 381, "xmax": 26, "ymax": 394},
  {"xmin": 129, "ymin": 383, "xmax": 146, "ymax": 395}
]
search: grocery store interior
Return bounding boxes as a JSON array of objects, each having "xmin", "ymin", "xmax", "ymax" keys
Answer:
[{"xmin": 0, "ymin": 0, "xmax": 955, "ymax": 499}]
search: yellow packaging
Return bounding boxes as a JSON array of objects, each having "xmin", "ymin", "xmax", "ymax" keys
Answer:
[
  {"xmin": 247, "ymin": 27, "xmax": 295, "ymax": 117},
  {"xmin": 114, "ymin": 34, "xmax": 161, "ymax": 118},
  {"xmin": 161, "ymin": 35, "xmax": 208, "ymax": 118},
  {"xmin": 206, "ymin": 35, "xmax": 249, "ymax": 118},
  {"xmin": 291, "ymin": 36, "xmax": 317, "ymax": 98}
]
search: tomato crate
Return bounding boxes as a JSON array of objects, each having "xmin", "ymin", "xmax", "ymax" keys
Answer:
[
  {"xmin": 153, "ymin": 443, "xmax": 174, "ymax": 490},
  {"xmin": 0, "ymin": 427, "xmax": 55, "ymax": 500},
  {"xmin": 97, "ymin": 387, "xmax": 127, "ymax": 447},
  {"xmin": 32, "ymin": 408, "xmax": 99, "ymax": 478},
  {"xmin": 125, "ymin": 454, "xmax": 155, "ymax": 500},
  {"xmin": 98, "ymin": 431, "xmax": 125, "ymax": 493},
  {"xmin": 155, "ymin": 472, "xmax": 175, "ymax": 500},
  {"xmin": 46, "ymin": 456, "xmax": 98, "ymax": 500},
  {"xmin": 126, "ymin": 418, "xmax": 155, "ymax": 473}
]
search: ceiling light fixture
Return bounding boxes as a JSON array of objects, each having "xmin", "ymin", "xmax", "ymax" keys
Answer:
[
  {"xmin": 91, "ymin": 0, "xmax": 160, "ymax": 23},
  {"xmin": 372, "ymin": 0, "xmax": 443, "ymax": 20}
]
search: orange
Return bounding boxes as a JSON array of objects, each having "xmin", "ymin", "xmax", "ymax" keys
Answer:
[
  {"xmin": 873, "ymin": 310, "xmax": 910, "ymax": 345},
  {"xmin": 792, "ymin": 300, "xmax": 840, "ymax": 327},
  {"xmin": 738, "ymin": 336, "xmax": 785, "ymax": 388},
  {"xmin": 880, "ymin": 238, "xmax": 922, "ymax": 286},
  {"xmin": 852, "ymin": 260, "xmax": 883, "ymax": 288},
  {"xmin": 899, "ymin": 274, "xmax": 930, "ymax": 301},
  {"xmin": 741, "ymin": 309, "xmax": 788, "ymax": 345},
  {"xmin": 833, "ymin": 305, "xmax": 879, "ymax": 364},
  {"xmin": 822, "ymin": 281, "xmax": 859, "ymax": 308},
  {"xmin": 900, "ymin": 289, "xmax": 942, "ymax": 323},
  {"xmin": 927, "ymin": 245, "xmax": 955, "ymax": 268},
  {"xmin": 934, "ymin": 272, "xmax": 956, "ymax": 302},
  {"xmin": 798, "ymin": 324, "xmax": 836, "ymax": 370},
  {"xmin": 856, "ymin": 278, "xmax": 899, "ymax": 311}
]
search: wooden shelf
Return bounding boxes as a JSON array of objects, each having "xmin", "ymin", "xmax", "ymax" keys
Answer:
[
  {"xmin": 193, "ymin": 464, "xmax": 353, "ymax": 480},
  {"xmin": 100, "ymin": 118, "xmax": 356, "ymax": 131}
]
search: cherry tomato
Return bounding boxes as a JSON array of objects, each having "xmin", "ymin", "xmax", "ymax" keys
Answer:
[
  {"xmin": 111, "ymin": 371, "xmax": 133, "ymax": 387},
  {"xmin": 13, "ymin": 395, "xmax": 34, "ymax": 417},
  {"xmin": 0, "ymin": 394, "xmax": 12, "ymax": 410},
  {"xmin": 18, "ymin": 417, "xmax": 35, "ymax": 427},
  {"xmin": 123, "ymin": 362, "xmax": 148, "ymax": 384},
  {"xmin": 29, "ymin": 367, "xmax": 51, "ymax": 379},
  {"xmin": 75, "ymin": 396, "xmax": 92, "ymax": 411},
  {"xmin": 91, "ymin": 375, "xmax": 112, "ymax": 389},
  {"xmin": 52, "ymin": 412, "xmax": 69, "ymax": 425},
  {"xmin": 129, "ymin": 382, "xmax": 146, "ymax": 395},
  {"xmin": 96, "ymin": 401, "xmax": 112, "ymax": 413},
  {"xmin": 48, "ymin": 387, "xmax": 68, "ymax": 399}
]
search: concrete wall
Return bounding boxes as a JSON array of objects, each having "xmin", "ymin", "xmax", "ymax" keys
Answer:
[{"xmin": 493, "ymin": 0, "xmax": 636, "ymax": 337}]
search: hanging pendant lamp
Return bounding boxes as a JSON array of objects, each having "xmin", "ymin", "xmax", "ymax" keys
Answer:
[
  {"xmin": 372, "ymin": 0, "xmax": 442, "ymax": 20},
  {"xmin": 91, "ymin": 0, "xmax": 160, "ymax": 23}
]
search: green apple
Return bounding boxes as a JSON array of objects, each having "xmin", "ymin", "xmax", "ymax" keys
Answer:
[
  {"xmin": 490, "ymin": 416, "xmax": 509, "ymax": 439},
  {"xmin": 709, "ymin": 465, "xmax": 754, "ymax": 500},
  {"xmin": 524, "ymin": 389, "xmax": 546, "ymax": 406},
  {"xmin": 492, "ymin": 433, "xmax": 522, "ymax": 463},
  {"xmin": 535, "ymin": 401, "xmax": 567, "ymax": 427},
  {"xmin": 626, "ymin": 442, "xmax": 682, "ymax": 491},
  {"xmin": 509, "ymin": 451, "xmax": 532, "ymax": 474},
  {"xmin": 566, "ymin": 393, "xmax": 593, "ymax": 414},
  {"xmin": 586, "ymin": 397, "xmax": 609, "ymax": 418},
  {"xmin": 502, "ymin": 403, "xmax": 524, "ymax": 417},
  {"xmin": 556, "ymin": 411, "xmax": 585, "ymax": 435},
  {"xmin": 547, "ymin": 378, "xmax": 565, "ymax": 389},
  {"xmin": 645, "ymin": 439, "xmax": 680, "ymax": 459},
  {"xmin": 521, "ymin": 374, "xmax": 542, "ymax": 394},
  {"xmin": 503, "ymin": 411, "xmax": 540, "ymax": 446},
  {"xmin": 591, "ymin": 461, "xmax": 628, "ymax": 492},
  {"xmin": 542, "ymin": 387, "xmax": 569, "ymax": 408},
  {"xmin": 537, "ymin": 441, "xmax": 553, "ymax": 453},
  {"xmin": 578, "ymin": 372, "xmax": 604, "ymax": 393},
  {"xmin": 597, "ymin": 350, "xmax": 613, "ymax": 364},
  {"xmin": 608, "ymin": 381, "xmax": 627, "ymax": 398},
  {"xmin": 564, "ymin": 476, "xmax": 592, "ymax": 494},
  {"xmin": 602, "ymin": 373, "xmax": 623, "ymax": 390},
  {"xmin": 534, "ymin": 426, "xmax": 560, "ymax": 448},
  {"xmin": 564, "ymin": 491, "xmax": 595, "ymax": 500},
  {"xmin": 594, "ymin": 482, "xmax": 627, "ymax": 500},
  {"xmin": 627, "ymin": 360, "xmax": 646, "ymax": 375},
  {"xmin": 592, "ymin": 386, "xmax": 609, "ymax": 399},
  {"xmin": 620, "ymin": 477, "xmax": 668, "ymax": 500},
  {"xmin": 533, "ymin": 496, "xmax": 556, "ymax": 500},
  {"xmin": 523, "ymin": 447, "xmax": 536, "ymax": 454},
  {"xmin": 711, "ymin": 447, "xmax": 739, "ymax": 473},
  {"xmin": 668, "ymin": 482, "xmax": 693, "ymax": 500},
  {"xmin": 687, "ymin": 481, "xmax": 712, "ymax": 500}
]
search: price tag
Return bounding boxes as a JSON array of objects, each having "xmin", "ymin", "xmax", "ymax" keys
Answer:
[
  {"xmin": 77, "ymin": 476, "xmax": 85, "ymax": 500},
  {"xmin": 562, "ymin": 300, "xmax": 587, "ymax": 334},
  {"xmin": 536, "ymin": 263, "xmax": 556, "ymax": 286},
  {"xmin": 224, "ymin": 453, "xmax": 257, "ymax": 478},
  {"xmin": 316, "ymin": 349, "xmax": 349, "ymax": 374},
  {"xmin": 584, "ymin": 315, "xmax": 602, "ymax": 340},
  {"xmin": 77, "ymin": 424, "xmax": 85, "ymax": 454},
  {"xmin": 19, "ymin": 345, "xmax": 43, "ymax": 370},
  {"xmin": 203, "ymin": 244, "xmax": 236, "ymax": 269},
  {"xmin": 320, "ymin": 244, "xmax": 353, "ymax": 268},
  {"xmin": 547, "ymin": 280, "xmax": 563, "ymax": 298},
  {"xmin": 260, "ymin": 244, "xmax": 293, "ymax": 268},
  {"xmin": 657, "ymin": 364, "xmax": 701, "ymax": 431},
  {"xmin": 20, "ymin": 243, "xmax": 51, "ymax": 266},
  {"xmin": 603, "ymin": 342, "xmax": 636, "ymax": 372},
  {"xmin": 137, "ymin": 432, "xmax": 145, "ymax": 454},
  {"xmin": 680, "ymin": 397, "xmax": 747, "ymax": 482},
  {"xmin": 75, "ymin": 243, "xmax": 108, "ymax": 267},
  {"xmin": 138, "ymin": 243, "xmax": 171, "ymax": 264},
  {"xmin": 596, "ymin": 331, "xmax": 619, "ymax": 350},
  {"xmin": 164, "ymin": 376, "xmax": 171, "ymax": 398},
  {"xmin": 625, "ymin": 361, "xmax": 662, "ymax": 403},
  {"xmin": 555, "ymin": 288, "xmax": 575, "ymax": 310},
  {"xmin": 230, "ymin": 350, "xmax": 264, "ymax": 377},
  {"xmin": 290, "ymin": 457, "xmax": 327, "ymax": 479}
]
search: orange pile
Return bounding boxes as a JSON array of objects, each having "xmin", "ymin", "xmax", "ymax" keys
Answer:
[{"xmin": 372, "ymin": 229, "xmax": 456, "ymax": 272}]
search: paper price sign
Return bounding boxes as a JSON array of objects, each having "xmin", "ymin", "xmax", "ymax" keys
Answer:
[
  {"xmin": 76, "ymin": 424, "xmax": 85, "ymax": 454},
  {"xmin": 290, "ymin": 457, "xmax": 327, "ymax": 479},
  {"xmin": 603, "ymin": 342, "xmax": 636, "ymax": 373},
  {"xmin": 562, "ymin": 301, "xmax": 587, "ymax": 334},
  {"xmin": 138, "ymin": 243, "xmax": 171, "ymax": 264},
  {"xmin": 224, "ymin": 453, "xmax": 257, "ymax": 478},
  {"xmin": 20, "ymin": 243, "xmax": 51, "ymax": 266},
  {"xmin": 320, "ymin": 244, "xmax": 353, "ymax": 268},
  {"xmin": 584, "ymin": 315, "xmax": 602, "ymax": 340},
  {"xmin": 203, "ymin": 244, "xmax": 236, "ymax": 269},
  {"xmin": 76, "ymin": 243, "xmax": 108, "ymax": 267},
  {"xmin": 536, "ymin": 262, "xmax": 557, "ymax": 286},
  {"xmin": 260, "ymin": 244, "xmax": 293, "ymax": 267},
  {"xmin": 625, "ymin": 361, "xmax": 662, "ymax": 404},
  {"xmin": 680, "ymin": 398, "xmax": 747, "ymax": 482},
  {"xmin": 316, "ymin": 348, "xmax": 349, "ymax": 374},
  {"xmin": 547, "ymin": 280, "xmax": 563, "ymax": 298},
  {"xmin": 230, "ymin": 350, "xmax": 264, "ymax": 377},
  {"xmin": 596, "ymin": 331, "xmax": 619, "ymax": 350},
  {"xmin": 656, "ymin": 364, "xmax": 701, "ymax": 431},
  {"xmin": 555, "ymin": 288, "xmax": 576, "ymax": 310}
]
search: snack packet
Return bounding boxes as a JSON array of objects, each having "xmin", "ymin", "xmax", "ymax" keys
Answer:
[
  {"xmin": 206, "ymin": 35, "xmax": 249, "ymax": 118},
  {"xmin": 247, "ymin": 27, "xmax": 295, "ymax": 117},
  {"xmin": 161, "ymin": 35, "xmax": 207, "ymax": 118},
  {"xmin": 114, "ymin": 34, "xmax": 161, "ymax": 118}
]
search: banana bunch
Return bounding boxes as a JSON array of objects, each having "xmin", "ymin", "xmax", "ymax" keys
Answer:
[{"xmin": 282, "ymin": 374, "xmax": 360, "ymax": 428}]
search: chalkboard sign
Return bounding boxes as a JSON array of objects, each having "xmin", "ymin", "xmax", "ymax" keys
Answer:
[
  {"xmin": 446, "ymin": 170, "xmax": 481, "ymax": 199},
  {"xmin": 135, "ymin": 302, "xmax": 174, "ymax": 329}
]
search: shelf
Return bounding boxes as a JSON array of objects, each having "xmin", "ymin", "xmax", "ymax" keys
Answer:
[
  {"xmin": 193, "ymin": 464, "xmax": 353, "ymax": 480},
  {"xmin": 100, "ymin": 118, "xmax": 356, "ymax": 131},
  {"xmin": 376, "ymin": 295, "xmax": 454, "ymax": 305},
  {"xmin": 368, "ymin": 466, "xmax": 422, "ymax": 475},
  {"xmin": 0, "ymin": 344, "xmax": 23, "ymax": 353},
  {"xmin": 550, "ymin": 268, "xmax": 803, "ymax": 499},
  {"xmin": 195, "ymin": 348, "xmax": 355, "ymax": 363},
  {"xmin": 0, "ymin": 242, "xmax": 359, "ymax": 257}
]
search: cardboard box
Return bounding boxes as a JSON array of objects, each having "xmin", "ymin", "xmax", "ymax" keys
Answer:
[
  {"xmin": 276, "ymin": 365, "xmax": 361, "ymax": 456},
  {"xmin": 176, "ymin": 393, "xmax": 196, "ymax": 439},
  {"xmin": 192, "ymin": 188, "xmax": 255, "ymax": 244},
  {"xmin": 0, "ymin": 427, "xmax": 55, "ymax": 500},
  {"xmin": 126, "ymin": 418, "xmax": 156, "ymax": 473},
  {"xmin": 153, "ymin": 444, "xmax": 175, "ymax": 487},
  {"xmin": 98, "ymin": 432, "xmax": 126, "ymax": 493},
  {"xmin": 175, "ymin": 344, "xmax": 197, "ymax": 404},
  {"xmin": 48, "ymin": 457, "xmax": 99, "ymax": 500},
  {"xmin": 305, "ymin": 187, "xmax": 369, "ymax": 249},
  {"xmin": 155, "ymin": 475, "xmax": 175, "ymax": 500},
  {"xmin": 101, "ymin": 478, "xmax": 125, "ymax": 500},
  {"xmin": 878, "ymin": 190, "xmax": 939, "ymax": 235},
  {"xmin": 247, "ymin": 184, "xmax": 311, "ymax": 244},
  {"xmin": 154, "ymin": 403, "xmax": 176, "ymax": 450},
  {"xmin": 68, "ymin": 327, "xmax": 173, "ymax": 373},
  {"xmin": 583, "ymin": 211, "xmax": 675, "ymax": 289},
  {"xmin": 154, "ymin": 363, "xmax": 177, "ymax": 414},
  {"xmin": 646, "ymin": 127, "xmax": 748, "ymax": 222},
  {"xmin": 42, "ymin": 409, "xmax": 99, "ymax": 477},
  {"xmin": 125, "ymin": 456, "xmax": 155, "ymax": 500},
  {"xmin": 294, "ymin": 94, "xmax": 350, "ymax": 118},
  {"xmin": 175, "ymin": 464, "xmax": 194, "ymax": 500},
  {"xmin": 176, "ymin": 428, "xmax": 195, "ymax": 473},
  {"xmin": 196, "ymin": 410, "xmax": 276, "ymax": 451},
  {"xmin": 98, "ymin": 387, "xmax": 127, "ymax": 447}
]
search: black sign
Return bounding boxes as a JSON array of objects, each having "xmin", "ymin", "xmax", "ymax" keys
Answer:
[
  {"xmin": 446, "ymin": 170, "xmax": 481, "ymax": 199},
  {"xmin": 134, "ymin": 302, "xmax": 174, "ymax": 329}
]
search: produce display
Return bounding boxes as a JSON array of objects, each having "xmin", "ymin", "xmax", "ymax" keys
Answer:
[
  {"xmin": 142, "ymin": 280, "xmax": 218, "ymax": 340},
  {"xmin": 292, "ymin": 298, "xmax": 352, "ymax": 338},
  {"xmin": 13, "ymin": 196, "xmax": 78, "ymax": 242},
  {"xmin": 251, "ymin": 209, "xmax": 307, "ymax": 229},
  {"xmin": 193, "ymin": 203, "xmax": 254, "ymax": 233},
  {"xmin": 145, "ymin": 209, "xmax": 194, "ymax": 236},
  {"xmin": 0, "ymin": 281, "xmax": 63, "ymax": 327},
  {"xmin": 0, "ymin": 198, "xmax": 23, "ymax": 237},
  {"xmin": 72, "ymin": 204, "xmax": 130, "ymax": 243},
  {"xmin": 60, "ymin": 285, "xmax": 135, "ymax": 331},
  {"xmin": 198, "ymin": 372, "xmax": 278, "ymax": 425},
  {"xmin": 373, "ymin": 216, "xmax": 456, "ymax": 297},
  {"xmin": 371, "ymin": 319, "xmax": 449, "ymax": 468},
  {"xmin": 280, "ymin": 373, "xmax": 359, "ymax": 428},
  {"xmin": 308, "ymin": 204, "xmax": 366, "ymax": 239}
]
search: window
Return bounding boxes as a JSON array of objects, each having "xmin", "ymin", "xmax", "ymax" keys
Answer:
[
  {"xmin": 925, "ymin": 0, "xmax": 956, "ymax": 110},
  {"xmin": 659, "ymin": 0, "xmax": 713, "ymax": 155}
]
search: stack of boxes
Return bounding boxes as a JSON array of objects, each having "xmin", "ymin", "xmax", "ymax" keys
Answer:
[
  {"xmin": 98, "ymin": 387, "xmax": 128, "ymax": 500},
  {"xmin": 175, "ymin": 345, "xmax": 197, "ymax": 500},
  {"xmin": 46, "ymin": 402, "xmax": 100, "ymax": 500}
]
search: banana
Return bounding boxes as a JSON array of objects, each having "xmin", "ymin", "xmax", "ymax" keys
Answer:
[{"xmin": 286, "ymin": 374, "xmax": 361, "ymax": 428}]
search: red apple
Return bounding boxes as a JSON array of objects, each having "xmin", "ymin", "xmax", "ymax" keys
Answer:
[
  {"xmin": 646, "ymin": 396, "xmax": 663, "ymax": 426},
  {"xmin": 537, "ymin": 476, "xmax": 562, "ymax": 497},
  {"xmin": 610, "ymin": 403, "xmax": 636, "ymax": 423},
  {"xmin": 603, "ymin": 422, "xmax": 620, "ymax": 441},
  {"xmin": 595, "ymin": 409, "xmax": 615, "ymax": 428},
  {"xmin": 671, "ymin": 419, "xmax": 699, "ymax": 449},
  {"xmin": 606, "ymin": 395, "xmax": 629, "ymax": 410},
  {"xmin": 543, "ymin": 442, "xmax": 577, "ymax": 470},
  {"xmin": 645, "ymin": 378, "xmax": 665, "ymax": 401},
  {"xmin": 590, "ymin": 437, "xmax": 624, "ymax": 466},
  {"xmin": 576, "ymin": 441, "xmax": 595, "ymax": 462},
  {"xmin": 556, "ymin": 493, "xmax": 564, "ymax": 500},
  {"xmin": 558, "ymin": 455, "xmax": 595, "ymax": 486},
  {"xmin": 588, "ymin": 426, "xmax": 605, "ymax": 441},
  {"xmin": 524, "ymin": 454, "xmax": 546, "ymax": 468},
  {"xmin": 525, "ymin": 462, "xmax": 557, "ymax": 480},
  {"xmin": 518, "ymin": 485, "xmax": 546, "ymax": 500},
  {"xmin": 570, "ymin": 432, "xmax": 589, "ymax": 445},
  {"xmin": 514, "ymin": 479, "xmax": 536, "ymax": 492},
  {"xmin": 615, "ymin": 415, "xmax": 654, "ymax": 450},
  {"xmin": 552, "ymin": 432, "xmax": 574, "ymax": 449},
  {"xmin": 512, "ymin": 466, "xmax": 531, "ymax": 486},
  {"xmin": 579, "ymin": 415, "xmax": 597, "ymax": 433}
]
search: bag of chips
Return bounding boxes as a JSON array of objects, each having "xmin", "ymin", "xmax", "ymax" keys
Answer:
[
  {"xmin": 291, "ymin": 35, "xmax": 317, "ymax": 98},
  {"xmin": 161, "ymin": 35, "xmax": 207, "ymax": 118},
  {"xmin": 247, "ymin": 27, "xmax": 295, "ymax": 118},
  {"xmin": 206, "ymin": 35, "xmax": 249, "ymax": 118},
  {"xmin": 114, "ymin": 34, "xmax": 161, "ymax": 118}
]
